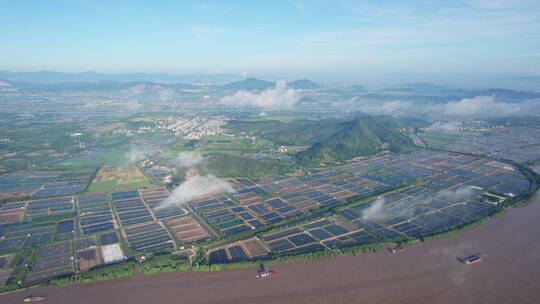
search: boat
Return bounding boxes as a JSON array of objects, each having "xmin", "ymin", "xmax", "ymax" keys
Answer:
[
  {"xmin": 23, "ymin": 296, "xmax": 46, "ymax": 302},
  {"xmin": 389, "ymin": 246, "xmax": 404, "ymax": 254},
  {"xmin": 256, "ymin": 269, "xmax": 275, "ymax": 278},
  {"xmin": 256, "ymin": 266, "xmax": 275, "ymax": 278},
  {"xmin": 461, "ymin": 254, "xmax": 483, "ymax": 265}
]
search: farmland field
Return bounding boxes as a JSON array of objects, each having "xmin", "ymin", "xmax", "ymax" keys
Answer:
[
  {"xmin": 58, "ymin": 149, "xmax": 128, "ymax": 168},
  {"xmin": 77, "ymin": 248, "xmax": 102, "ymax": 271},
  {"xmin": 422, "ymin": 131, "xmax": 460, "ymax": 147},
  {"xmin": 87, "ymin": 166, "xmax": 150, "ymax": 192},
  {"xmin": 0, "ymin": 111, "xmax": 539, "ymax": 293},
  {"xmin": 98, "ymin": 122, "xmax": 125, "ymax": 134}
]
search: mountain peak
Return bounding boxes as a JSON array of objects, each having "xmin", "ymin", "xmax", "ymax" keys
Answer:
[
  {"xmin": 288, "ymin": 79, "xmax": 322, "ymax": 89},
  {"xmin": 295, "ymin": 116, "xmax": 413, "ymax": 166},
  {"xmin": 219, "ymin": 78, "xmax": 274, "ymax": 90}
]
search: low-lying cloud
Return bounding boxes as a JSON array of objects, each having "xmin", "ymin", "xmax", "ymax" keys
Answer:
[
  {"xmin": 174, "ymin": 151, "xmax": 204, "ymax": 169},
  {"xmin": 354, "ymin": 95, "xmax": 540, "ymax": 119},
  {"xmin": 362, "ymin": 197, "xmax": 386, "ymax": 220},
  {"xmin": 355, "ymin": 99, "xmax": 416, "ymax": 117},
  {"xmin": 426, "ymin": 121, "xmax": 462, "ymax": 132},
  {"xmin": 440, "ymin": 186, "xmax": 475, "ymax": 199},
  {"xmin": 158, "ymin": 88, "xmax": 175, "ymax": 102},
  {"xmin": 220, "ymin": 80, "xmax": 301, "ymax": 109},
  {"xmin": 119, "ymin": 85, "xmax": 146, "ymax": 114},
  {"xmin": 125, "ymin": 100, "xmax": 143, "ymax": 113},
  {"xmin": 442, "ymin": 96, "xmax": 519, "ymax": 117},
  {"xmin": 156, "ymin": 151, "xmax": 234, "ymax": 209},
  {"xmin": 156, "ymin": 175, "xmax": 234, "ymax": 209},
  {"xmin": 362, "ymin": 186, "xmax": 476, "ymax": 221},
  {"xmin": 125, "ymin": 146, "xmax": 161, "ymax": 164},
  {"xmin": 120, "ymin": 85, "xmax": 176, "ymax": 112}
]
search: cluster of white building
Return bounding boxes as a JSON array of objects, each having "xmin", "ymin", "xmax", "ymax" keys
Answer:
[
  {"xmin": 109, "ymin": 116, "xmax": 231, "ymax": 139},
  {"xmin": 183, "ymin": 117, "xmax": 229, "ymax": 139},
  {"xmin": 155, "ymin": 116, "xmax": 204, "ymax": 136}
]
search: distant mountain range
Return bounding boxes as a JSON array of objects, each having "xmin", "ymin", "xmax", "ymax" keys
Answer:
[
  {"xmin": 0, "ymin": 71, "xmax": 324, "ymax": 92},
  {"xmin": 1, "ymin": 70, "xmax": 537, "ymax": 100},
  {"xmin": 2, "ymin": 80, "xmax": 198, "ymax": 92},
  {"xmin": 0, "ymin": 70, "xmax": 244, "ymax": 85},
  {"xmin": 217, "ymin": 77, "xmax": 322, "ymax": 90},
  {"xmin": 218, "ymin": 78, "xmax": 274, "ymax": 90},
  {"xmin": 0, "ymin": 70, "xmax": 323, "ymax": 89},
  {"xmin": 288, "ymin": 79, "xmax": 323, "ymax": 89},
  {"xmin": 475, "ymin": 88, "xmax": 540, "ymax": 101},
  {"xmin": 355, "ymin": 85, "xmax": 540, "ymax": 103}
]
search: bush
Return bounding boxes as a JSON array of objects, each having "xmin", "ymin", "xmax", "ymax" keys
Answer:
[
  {"xmin": 140, "ymin": 255, "xmax": 190, "ymax": 274},
  {"xmin": 79, "ymin": 261, "xmax": 136, "ymax": 283}
]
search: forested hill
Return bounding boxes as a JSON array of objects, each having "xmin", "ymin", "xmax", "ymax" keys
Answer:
[
  {"xmin": 295, "ymin": 116, "xmax": 414, "ymax": 166},
  {"xmin": 205, "ymin": 153, "xmax": 294, "ymax": 179}
]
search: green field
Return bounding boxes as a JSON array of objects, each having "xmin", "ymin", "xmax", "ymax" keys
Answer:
[
  {"xmin": 58, "ymin": 149, "xmax": 129, "ymax": 168},
  {"xmin": 87, "ymin": 180, "xmax": 150, "ymax": 192},
  {"xmin": 172, "ymin": 135, "xmax": 274, "ymax": 155},
  {"xmin": 421, "ymin": 131, "xmax": 460, "ymax": 147},
  {"xmin": 87, "ymin": 166, "xmax": 152, "ymax": 192}
]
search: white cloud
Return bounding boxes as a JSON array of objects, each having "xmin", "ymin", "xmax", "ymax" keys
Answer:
[
  {"xmin": 125, "ymin": 100, "xmax": 142, "ymax": 112},
  {"xmin": 355, "ymin": 95, "xmax": 539, "ymax": 118},
  {"xmin": 356, "ymin": 100, "xmax": 416, "ymax": 116},
  {"xmin": 362, "ymin": 197, "xmax": 386, "ymax": 220},
  {"xmin": 292, "ymin": 0, "xmax": 540, "ymax": 75},
  {"xmin": 362, "ymin": 186, "xmax": 476, "ymax": 221},
  {"xmin": 443, "ymin": 96, "xmax": 520, "ymax": 116},
  {"xmin": 124, "ymin": 146, "xmax": 160, "ymax": 164},
  {"xmin": 120, "ymin": 85, "xmax": 147, "ymax": 113},
  {"xmin": 427, "ymin": 121, "xmax": 462, "ymax": 132},
  {"xmin": 156, "ymin": 175, "xmax": 234, "ymax": 209},
  {"xmin": 220, "ymin": 80, "xmax": 301, "ymax": 109},
  {"xmin": 174, "ymin": 151, "xmax": 204, "ymax": 169},
  {"xmin": 158, "ymin": 88, "xmax": 175, "ymax": 102}
]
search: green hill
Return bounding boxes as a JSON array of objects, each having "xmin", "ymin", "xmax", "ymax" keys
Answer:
[
  {"xmin": 288, "ymin": 79, "xmax": 322, "ymax": 89},
  {"xmin": 295, "ymin": 116, "xmax": 413, "ymax": 166},
  {"xmin": 226, "ymin": 119, "xmax": 343, "ymax": 146},
  {"xmin": 204, "ymin": 153, "xmax": 294, "ymax": 179},
  {"xmin": 218, "ymin": 77, "xmax": 274, "ymax": 91}
]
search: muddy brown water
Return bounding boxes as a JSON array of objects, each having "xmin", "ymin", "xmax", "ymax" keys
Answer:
[{"xmin": 2, "ymin": 166, "xmax": 540, "ymax": 304}]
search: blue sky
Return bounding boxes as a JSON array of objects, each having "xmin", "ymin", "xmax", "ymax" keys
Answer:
[{"xmin": 1, "ymin": 0, "xmax": 539, "ymax": 80}]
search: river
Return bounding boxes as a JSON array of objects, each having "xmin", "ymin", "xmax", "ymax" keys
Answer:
[{"xmin": 2, "ymin": 166, "xmax": 540, "ymax": 304}]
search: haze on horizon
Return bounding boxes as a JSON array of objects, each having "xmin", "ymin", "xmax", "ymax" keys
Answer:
[{"xmin": 1, "ymin": 0, "xmax": 540, "ymax": 86}]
